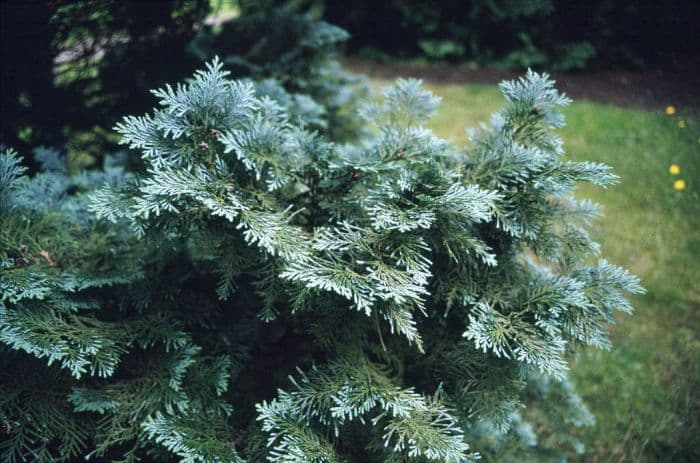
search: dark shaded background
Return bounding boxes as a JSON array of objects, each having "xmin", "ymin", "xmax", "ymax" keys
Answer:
[{"xmin": 2, "ymin": 0, "xmax": 698, "ymax": 167}]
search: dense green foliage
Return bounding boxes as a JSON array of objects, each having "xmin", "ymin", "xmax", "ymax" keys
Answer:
[
  {"xmin": 1, "ymin": 57, "xmax": 642, "ymax": 462},
  {"xmin": 321, "ymin": 0, "xmax": 699, "ymax": 70}
]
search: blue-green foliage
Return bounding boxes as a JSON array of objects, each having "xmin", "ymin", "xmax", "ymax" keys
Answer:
[
  {"xmin": 189, "ymin": 6, "xmax": 369, "ymax": 142},
  {"xmin": 0, "ymin": 60, "xmax": 642, "ymax": 462}
]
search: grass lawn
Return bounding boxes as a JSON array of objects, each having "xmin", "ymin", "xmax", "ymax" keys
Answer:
[{"xmin": 372, "ymin": 79, "xmax": 700, "ymax": 462}]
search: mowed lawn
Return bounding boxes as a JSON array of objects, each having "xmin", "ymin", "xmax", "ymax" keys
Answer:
[{"xmin": 372, "ymin": 79, "xmax": 700, "ymax": 462}]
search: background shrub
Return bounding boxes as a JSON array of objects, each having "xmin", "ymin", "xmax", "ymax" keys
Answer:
[{"xmin": 321, "ymin": 0, "xmax": 699, "ymax": 71}]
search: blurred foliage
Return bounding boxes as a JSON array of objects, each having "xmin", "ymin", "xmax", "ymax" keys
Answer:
[
  {"xmin": 1, "ymin": 0, "xmax": 62, "ymax": 163},
  {"xmin": 1, "ymin": 0, "xmax": 367, "ymax": 170},
  {"xmin": 1, "ymin": 0, "xmax": 209, "ymax": 169},
  {"xmin": 320, "ymin": 0, "xmax": 699, "ymax": 71},
  {"xmin": 3, "ymin": 0, "xmax": 696, "ymax": 169}
]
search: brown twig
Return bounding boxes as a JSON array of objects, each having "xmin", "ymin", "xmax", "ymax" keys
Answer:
[{"xmin": 374, "ymin": 311, "xmax": 387, "ymax": 351}]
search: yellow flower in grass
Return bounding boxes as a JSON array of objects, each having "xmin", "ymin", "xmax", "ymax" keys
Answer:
[
  {"xmin": 674, "ymin": 179, "xmax": 686, "ymax": 191},
  {"xmin": 669, "ymin": 164, "xmax": 681, "ymax": 175},
  {"xmin": 679, "ymin": 120, "xmax": 686, "ymax": 128},
  {"xmin": 666, "ymin": 105, "xmax": 676, "ymax": 115}
]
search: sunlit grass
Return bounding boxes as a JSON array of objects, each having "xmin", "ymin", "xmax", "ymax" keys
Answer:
[{"xmin": 371, "ymin": 79, "xmax": 700, "ymax": 462}]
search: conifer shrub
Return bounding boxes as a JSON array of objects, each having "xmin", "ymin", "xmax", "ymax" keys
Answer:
[
  {"xmin": 190, "ymin": 4, "xmax": 368, "ymax": 141},
  {"xmin": 0, "ymin": 59, "xmax": 643, "ymax": 462}
]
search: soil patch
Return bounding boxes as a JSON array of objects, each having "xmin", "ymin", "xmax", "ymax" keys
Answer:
[{"xmin": 345, "ymin": 58, "xmax": 700, "ymax": 115}]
